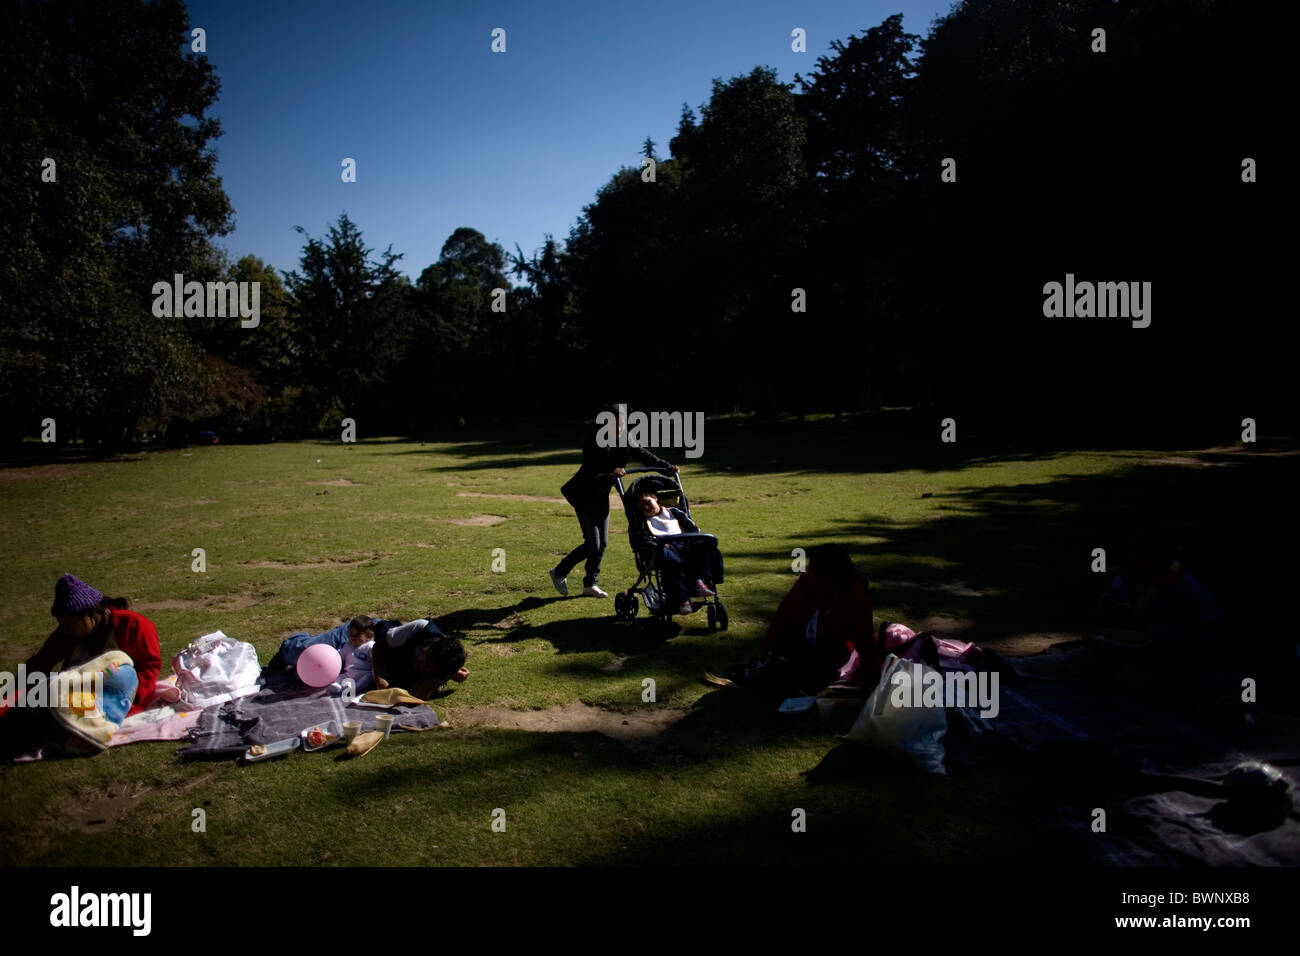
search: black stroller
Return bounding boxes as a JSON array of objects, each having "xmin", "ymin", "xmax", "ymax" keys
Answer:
[{"xmin": 612, "ymin": 468, "xmax": 728, "ymax": 630}]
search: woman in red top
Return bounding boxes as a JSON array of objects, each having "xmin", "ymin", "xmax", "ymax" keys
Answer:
[
  {"xmin": 721, "ymin": 545, "xmax": 875, "ymax": 697},
  {"xmin": 24, "ymin": 574, "xmax": 162, "ymax": 716},
  {"xmin": 763, "ymin": 545, "xmax": 876, "ymax": 690}
]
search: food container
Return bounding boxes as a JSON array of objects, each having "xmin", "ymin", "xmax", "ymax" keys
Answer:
[{"xmin": 300, "ymin": 720, "xmax": 342, "ymax": 751}]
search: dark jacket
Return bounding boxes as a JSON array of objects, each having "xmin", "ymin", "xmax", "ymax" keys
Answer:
[
  {"xmin": 560, "ymin": 430, "xmax": 672, "ymax": 506},
  {"xmin": 631, "ymin": 505, "xmax": 699, "ymax": 554}
]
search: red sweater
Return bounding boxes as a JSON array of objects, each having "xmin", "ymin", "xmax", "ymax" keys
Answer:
[
  {"xmin": 762, "ymin": 573, "xmax": 876, "ymax": 677},
  {"xmin": 25, "ymin": 608, "xmax": 162, "ymax": 716}
]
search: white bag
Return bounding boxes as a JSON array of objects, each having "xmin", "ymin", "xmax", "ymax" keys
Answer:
[
  {"xmin": 845, "ymin": 653, "xmax": 948, "ymax": 774},
  {"xmin": 171, "ymin": 630, "xmax": 262, "ymax": 710}
]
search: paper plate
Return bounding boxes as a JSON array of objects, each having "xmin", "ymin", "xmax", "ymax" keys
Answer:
[
  {"xmin": 244, "ymin": 737, "xmax": 300, "ymax": 762},
  {"xmin": 300, "ymin": 720, "xmax": 342, "ymax": 751}
]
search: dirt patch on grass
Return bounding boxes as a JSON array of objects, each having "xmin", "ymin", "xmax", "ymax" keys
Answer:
[
  {"xmin": 449, "ymin": 701, "xmax": 687, "ymax": 741},
  {"xmin": 491, "ymin": 613, "xmax": 527, "ymax": 630},
  {"xmin": 61, "ymin": 769, "xmax": 223, "ymax": 835},
  {"xmin": 0, "ymin": 463, "xmax": 89, "ymax": 483},
  {"xmin": 446, "ymin": 514, "xmax": 508, "ymax": 526},
  {"xmin": 309, "ymin": 479, "xmax": 359, "ymax": 486},
  {"xmin": 1148, "ymin": 456, "xmax": 1231, "ymax": 467},
  {"xmin": 759, "ymin": 488, "xmax": 811, "ymax": 498},
  {"xmin": 456, "ymin": 491, "xmax": 566, "ymax": 503},
  {"xmin": 242, "ymin": 556, "xmax": 377, "ymax": 569},
  {"xmin": 1191, "ymin": 445, "xmax": 1300, "ymax": 458},
  {"xmin": 485, "ymin": 645, "xmax": 517, "ymax": 657},
  {"xmin": 134, "ymin": 593, "xmax": 265, "ymax": 611}
]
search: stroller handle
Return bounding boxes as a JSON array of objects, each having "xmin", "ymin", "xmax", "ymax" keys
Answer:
[{"xmin": 615, "ymin": 467, "xmax": 683, "ymax": 499}]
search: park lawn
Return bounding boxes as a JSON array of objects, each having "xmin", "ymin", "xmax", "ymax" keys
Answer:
[{"xmin": 0, "ymin": 417, "xmax": 1289, "ymax": 866}]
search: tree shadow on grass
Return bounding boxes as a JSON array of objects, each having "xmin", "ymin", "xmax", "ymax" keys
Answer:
[
  {"xmin": 475, "ymin": 611, "xmax": 683, "ymax": 657},
  {"xmin": 375, "ymin": 416, "xmax": 1129, "ymax": 478},
  {"xmin": 436, "ymin": 596, "xmax": 566, "ymax": 634},
  {"xmin": 754, "ymin": 452, "xmax": 1297, "ymax": 647}
]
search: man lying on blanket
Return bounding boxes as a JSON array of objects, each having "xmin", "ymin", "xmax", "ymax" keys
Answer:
[{"xmin": 372, "ymin": 618, "xmax": 469, "ymax": 699}]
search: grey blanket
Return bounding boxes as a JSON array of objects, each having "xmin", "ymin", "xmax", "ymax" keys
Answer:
[
  {"xmin": 954, "ymin": 673, "xmax": 1300, "ymax": 865},
  {"xmin": 180, "ymin": 685, "xmax": 440, "ymax": 759}
]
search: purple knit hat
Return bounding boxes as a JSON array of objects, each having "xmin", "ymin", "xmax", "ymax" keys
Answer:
[{"xmin": 51, "ymin": 573, "xmax": 103, "ymax": 617}]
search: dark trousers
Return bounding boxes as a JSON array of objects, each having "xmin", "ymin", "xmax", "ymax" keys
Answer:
[
  {"xmin": 658, "ymin": 538, "xmax": 723, "ymax": 605},
  {"xmin": 556, "ymin": 496, "xmax": 611, "ymax": 587}
]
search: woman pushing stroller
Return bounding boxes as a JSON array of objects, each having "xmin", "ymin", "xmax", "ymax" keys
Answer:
[{"xmin": 550, "ymin": 404, "xmax": 679, "ymax": 599}]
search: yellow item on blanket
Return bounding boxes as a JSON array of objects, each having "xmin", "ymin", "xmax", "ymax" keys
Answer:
[
  {"xmin": 359, "ymin": 687, "xmax": 426, "ymax": 706},
  {"xmin": 346, "ymin": 730, "xmax": 385, "ymax": 757},
  {"xmin": 52, "ymin": 650, "xmax": 136, "ymax": 752}
]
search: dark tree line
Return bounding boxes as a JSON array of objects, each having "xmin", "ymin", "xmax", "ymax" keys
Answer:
[{"xmin": 0, "ymin": 0, "xmax": 1282, "ymax": 445}]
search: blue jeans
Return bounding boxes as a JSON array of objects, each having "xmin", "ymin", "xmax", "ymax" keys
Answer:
[
  {"xmin": 269, "ymin": 622, "xmax": 350, "ymax": 669},
  {"xmin": 556, "ymin": 497, "xmax": 610, "ymax": 587},
  {"xmin": 658, "ymin": 537, "xmax": 723, "ymax": 605}
]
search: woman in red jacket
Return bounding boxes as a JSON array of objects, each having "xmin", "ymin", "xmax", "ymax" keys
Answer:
[
  {"xmin": 724, "ymin": 545, "xmax": 875, "ymax": 696},
  {"xmin": 1, "ymin": 575, "xmax": 162, "ymax": 760},
  {"xmin": 25, "ymin": 573, "xmax": 162, "ymax": 716}
]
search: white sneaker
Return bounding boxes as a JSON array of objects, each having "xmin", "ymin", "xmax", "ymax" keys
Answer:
[
  {"xmin": 581, "ymin": 585, "xmax": 608, "ymax": 598},
  {"xmin": 549, "ymin": 567, "xmax": 569, "ymax": 596}
]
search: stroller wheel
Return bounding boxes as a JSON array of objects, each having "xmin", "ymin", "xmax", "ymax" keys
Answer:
[
  {"xmin": 716, "ymin": 602, "xmax": 729, "ymax": 631},
  {"xmin": 706, "ymin": 604, "xmax": 717, "ymax": 630},
  {"xmin": 614, "ymin": 592, "xmax": 630, "ymax": 620}
]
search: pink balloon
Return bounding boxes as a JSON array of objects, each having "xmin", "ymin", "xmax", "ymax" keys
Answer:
[{"xmin": 297, "ymin": 644, "xmax": 342, "ymax": 687}]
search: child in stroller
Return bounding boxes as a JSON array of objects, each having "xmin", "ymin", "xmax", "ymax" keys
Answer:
[{"xmin": 613, "ymin": 469, "xmax": 727, "ymax": 629}]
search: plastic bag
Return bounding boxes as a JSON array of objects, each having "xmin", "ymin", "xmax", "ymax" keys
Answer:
[
  {"xmin": 845, "ymin": 653, "xmax": 947, "ymax": 774},
  {"xmin": 171, "ymin": 630, "xmax": 262, "ymax": 710}
]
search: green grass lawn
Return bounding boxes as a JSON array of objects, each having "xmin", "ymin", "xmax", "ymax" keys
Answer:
[{"xmin": 0, "ymin": 417, "xmax": 1293, "ymax": 865}]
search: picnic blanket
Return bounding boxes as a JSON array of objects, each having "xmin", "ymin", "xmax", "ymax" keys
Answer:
[
  {"xmin": 948, "ymin": 653, "xmax": 1300, "ymax": 866},
  {"xmin": 180, "ymin": 684, "xmax": 441, "ymax": 759},
  {"xmin": 107, "ymin": 678, "xmax": 203, "ymax": 747}
]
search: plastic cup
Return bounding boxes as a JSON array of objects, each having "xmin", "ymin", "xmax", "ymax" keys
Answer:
[
  {"xmin": 375, "ymin": 714, "xmax": 394, "ymax": 738},
  {"xmin": 342, "ymin": 721, "xmax": 361, "ymax": 742}
]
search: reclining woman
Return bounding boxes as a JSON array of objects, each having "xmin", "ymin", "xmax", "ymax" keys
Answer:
[
  {"xmin": 634, "ymin": 487, "xmax": 724, "ymax": 615},
  {"xmin": 1, "ymin": 574, "xmax": 162, "ymax": 760}
]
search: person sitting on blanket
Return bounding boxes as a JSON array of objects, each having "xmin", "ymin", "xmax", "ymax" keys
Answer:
[
  {"xmin": 724, "ymin": 545, "xmax": 874, "ymax": 697},
  {"xmin": 372, "ymin": 618, "xmax": 469, "ymax": 698},
  {"xmin": 267, "ymin": 615, "xmax": 375, "ymax": 674},
  {"xmin": 1, "ymin": 574, "xmax": 162, "ymax": 760},
  {"xmin": 27, "ymin": 574, "xmax": 161, "ymax": 716},
  {"xmin": 635, "ymin": 488, "xmax": 723, "ymax": 615}
]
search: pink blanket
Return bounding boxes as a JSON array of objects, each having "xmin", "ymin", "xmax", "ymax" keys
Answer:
[{"xmin": 107, "ymin": 676, "xmax": 203, "ymax": 747}]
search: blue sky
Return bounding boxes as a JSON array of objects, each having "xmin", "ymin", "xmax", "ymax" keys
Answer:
[{"xmin": 186, "ymin": 0, "xmax": 953, "ymax": 281}]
